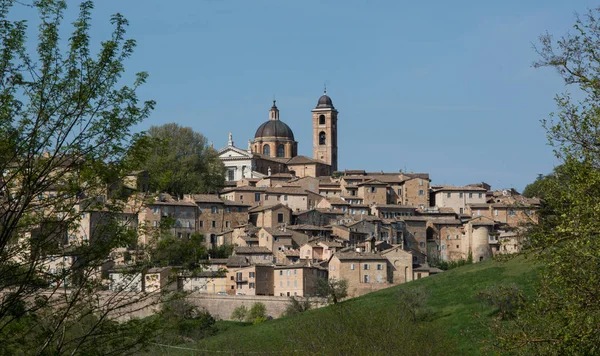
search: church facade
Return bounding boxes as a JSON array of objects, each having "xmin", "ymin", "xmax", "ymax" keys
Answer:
[{"xmin": 218, "ymin": 91, "xmax": 338, "ymax": 181}]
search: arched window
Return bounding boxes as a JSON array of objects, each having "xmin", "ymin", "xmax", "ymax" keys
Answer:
[
  {"xmin": 277, "ymin": 144, "xmax": 285, "ymax": 157},
  {"xmin": 319, "ymin": 115, "xmax": 325, "ymax": 125},
  {"xmin": 263, "ymin": 144, "xmax": 270, "ymax": 156},
  {"xmin": 319, "ymin": 131, "xmax": 326, "ymax": 145}
]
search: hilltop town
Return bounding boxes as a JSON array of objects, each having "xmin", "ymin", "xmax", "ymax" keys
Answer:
[{"xmin": 14, "ymin": 91, "xmax": 539, "ymax": 302}]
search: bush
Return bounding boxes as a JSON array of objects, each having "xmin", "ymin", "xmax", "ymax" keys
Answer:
[
  {"xmin": 284, "ymin": 297, "xmax": 312, "ymax": 316},
  {"xmin": 316, "ymin": 278, "xmax": 348, "ymax": 304},
  {"xmin": 231, "ymin": 305, "xmax": 248, "ymax": 321},
  {"xmin": 477, "ymin": 283, "xmax": 524, "ymax": 320},
  {"xmin": 246, "ymin": 302, "xmax": 267, "ymax": 323}
]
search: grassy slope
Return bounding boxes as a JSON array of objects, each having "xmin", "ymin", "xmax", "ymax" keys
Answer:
[{"xmin": 155, "ymin": 256, "xmax": 538, "ymax": 355}]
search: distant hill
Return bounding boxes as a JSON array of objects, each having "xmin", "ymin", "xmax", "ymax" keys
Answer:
[{"xmin": 148, "ymin": 256, "xmax": 538, "ymax": 355}]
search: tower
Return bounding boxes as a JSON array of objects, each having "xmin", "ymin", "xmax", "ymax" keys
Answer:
[{"xmin": 312, "ymin": 90, "xmax": 338, "ymax": 171}]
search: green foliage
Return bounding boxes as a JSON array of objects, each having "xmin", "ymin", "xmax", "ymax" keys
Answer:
[
  {"xmin": 430, "ymin": 258, "xmax": 471, "ymax": 271},
  {"xmin": 477, "ymin": 284, "xmax": 524, "ymax": 320},
  {"xmin": 142, "ymin": 123, "xmax": 225, "ymax": 196},
  {"xmin": 157, "ymin": 297, "xmax": 217, "ymax": 343},
  {"xmin": 208, "ymin": 243, "xmax": 235, "ymax": 259},
  {"xmin": 246, "ymin": 302, "xmax": 267, "ymax": 323},
  {"xmin": 183, "ymin": 257, "xmax": 537, "ymax": 355},
  {"xmin": 283, "ymin": 296, "xmax": 312, "ymax": 316},
  {"xmin": 150, "ymin": 233, "xmax": 207, "ymax": 269},
  {"xmin": 231, "ymin": 305, "xmax": 248, "ymax": 322},
  {"xmin": 397, "ymin": 287, "xmax": 430, "ymax": 322},
  {"xmin": 487, "ymin": 9, "xmax": 600, "ymax": 355},
  {"xmin": 0, "ymin": 0, "xmax": 158, "ymax": 353},
  {"xmin": 316, "ymin": 278, "xmax": 348, "ymax": 304}
]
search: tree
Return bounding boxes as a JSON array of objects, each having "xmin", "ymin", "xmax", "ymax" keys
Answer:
[
  {"xmin": 283, "ymin": 296, "xmax": 312, "ymax": 316},
  {"xmin": 142, "ymin": 123, "xmax": 225, "ymax": 197},
  {"xmin": 316, "ymin": 278, "xmax": 348, "ymax": 304},
  {"xmin": 230, "ymin": 305, "xmax": 247, "ymax": 321},
  {"xmin": 0, "ymin": 1, "xmax": 158, "ymax": 353},
  {"xmin": 246, "ymin": 302, "xmax": 267, "ymax": 324},
  {"xmin": 490, "ymin": 9, "xmax": 600, "ymax": 354}
]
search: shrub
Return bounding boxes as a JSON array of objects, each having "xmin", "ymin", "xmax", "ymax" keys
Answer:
[
  {"xmin": 477, "ymin": 283, "xmax": 524, "ymax": 320},
  {"xmin": 284, "ymin": 297, "xmax": 312, "ymax": 316},
  {"xmin": 246, "ymin": 302, "xmax": 267, "ymax": 323},
  {"xmin": 231, "ymin": 305, "xmax": 248, "ymax": 321}
]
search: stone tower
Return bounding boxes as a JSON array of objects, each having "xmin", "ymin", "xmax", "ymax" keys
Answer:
[{"xmin": 312, "ymin": 90, "xmax": 338, "ymax": 171}]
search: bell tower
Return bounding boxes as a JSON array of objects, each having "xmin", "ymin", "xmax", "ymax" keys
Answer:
[{"xmin": 312, "ymin": 89, "xmax": 338, "ymax": 171}]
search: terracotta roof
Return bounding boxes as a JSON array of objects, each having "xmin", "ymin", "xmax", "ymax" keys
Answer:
[
  {"xmin": 226, "ymin": 255, "xmax": 250, "ymax": 267},
  {"xmin": 396, "ymin": 216, "xmax": 429, "ymax": 222},
  {"xmin": 221, "ymin": 186, "xmax": 266, "ymax": 193},
  {"xmin": 283, "ymin": 249, "xmax": 300, "ymax": 257},
  {"xmin": 191, "ymin": 194, "xmax": 223, "ymax": 203},
  {"xmin": 318, "ymin": 240, "xmax": 343, "ymax": 248},
  {"xmin": 266, "ymin": 187, "xmax": 307, "ymax": 195},
  {"xmin": 325, "ymin": 197, "xmax": 349, "ymax": 205},
  {"xmin": 373, "ymin": 204, "xmax": 416, "ymax": 210},
  {"xmin": 234, "ymin": 246, "xmax": 273, "ymax": 254},
  {"xmin": 430, "ymin": 218, "xmax": 462, "ymax": 225},
  {"xmin": 432, "ymin": 186, "xmax": 487, "ymax": 192},
  {"xmin": 267, "ymin": 173, "xmax": 294, "ymax": 178},
  {"xmin": 287, "ymin": 224, "xmax": 332, "ymax": 231},
  {"xmin": 223, "ymin": 200, "xmax": 252, "ymax": 207},
  {"xmin": 357, "ymin": 179, "xmax": 388, "ymax": 186},
  {"xmin": 262, "ymin": 227, "xmax": 293, "ymax": 237},
  {"xmin": 469, "ymin": 216, "xmax": 496, "ymax": 226},
  {"xmin": 287, "ymin": 155, "xmax": 326, "ymax": 165},
  {"xmin": 333, "ymin": 251, "xmax": 387, "ymax": 261},
  {"xmin": 249, "ymin": 203, "xmax": 290, "ymax": 213}
]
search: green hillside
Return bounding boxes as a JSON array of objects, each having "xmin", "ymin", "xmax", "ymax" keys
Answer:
[{"xmin": 151, "ymin": 256, "xmax": 538, "ymax": 355}]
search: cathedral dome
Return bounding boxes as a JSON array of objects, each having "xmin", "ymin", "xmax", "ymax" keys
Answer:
[
  {"xmin": 316, "ymin": 94, "xmax": 334, "ymax": 109},
  {"xmin": 254, "ymin": 120, "xmax": 295, "ymax": 140}
]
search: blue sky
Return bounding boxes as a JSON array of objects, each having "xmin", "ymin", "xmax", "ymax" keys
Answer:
[{"xmin": 10, "ymin": 1, "xmax": 599, "ymax": 190}]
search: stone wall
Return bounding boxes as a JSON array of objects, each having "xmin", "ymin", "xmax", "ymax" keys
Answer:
[{"xmin": 185, "ymin": 293, "xmax": 327, "ymax": 320}]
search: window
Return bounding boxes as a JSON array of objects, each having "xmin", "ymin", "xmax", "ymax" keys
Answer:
[
  {"xmin": 225, "ymin": 207, "xmax": 230, "ymax": 213},
  {"xmin": 294, "ymin": 280, "xmax": 297, "ymax": 287},
  {"xmin": 225, "ymin": 221, "xmax": 230, "ymax": 228},
  {"xmin": 477, "ymin": 210, "xmax": 481, "ymax": 216},
  {"xmin": 152, "ymin": 207, "xmax": 159, "ymax": 214},
  {"xmin": 293, "ymin": 269, "xmax": 297, "ymax": 275},
  {"xmin": 350, "ymin": 264, "xmax": 355, "ymax": 270},
  {"xmin": 370, "ymin": 187, "xmax": 376, "ymax": 193},
  {"xmin": 319, "ymin": 114, "xmax": 325, "ymax": 125},
  {"xmin": 508, "ymin": 209, "xmax": 516, "ymax": 216},
  {"xmin": 319, "ymin": 131, "xmax": 326, "ymax": 145},
  {"xmin": 255, "ymin": 193, "xmax": 261, "ymax": 201},
  {"xmin": 277, "ymin": 213, "xmax": 284, "ymax": 223},
  {"xmin": 211, "ymin": 206, "xmax": 217, "ymax": 213},
  {"xmin": 397, "ymin": 188, "xmax": 402, "ymax": 195},
  {"xmin": 418, "ymin": 190, "xmax": 424, "ymax": 196},
  {"xmin": 277, "ymin": 144, "xmax": 285, "ymax": 157},
  {"xmin": 376, "ymin": 264, "xmax": 383, "ymax": 270},
  {"xmin": 249, "ymin": 283, "xmax": 255, "ymax": 289},
  {"xmin": 199, "ymin": 221, "xmax": 204, "ymax": 227},
  {"xmin": 447, "ymin": 192, "xmax": 451, "ymax": 198},
  {"xmin": 240, "ymin": 195, "xmax": 244, "ymax": 200},
  {"xmin": 263, "ymin": 145, "xmax": 270, "ymax": 156},
  {"xmin": 469, "ymin": 193, "xmax": 473, "ymax": 198},
  {"xmin": 177, "ymin": 232, "xmax": 182, "ymax": 238},
  {"xmin": 249, "ymin": 272, "xmax": 255, "ymax": 278},
  {"xmin": 363, "ymin": 263, "xmax": 370, "ymax": 270},
  {"xmin": 284, "ymin": 195, "xmax": 288, "ymax": 201},
  {"xmin": 279, "ymin": 270, "xmax": 283, "ymax": 276},
  {"xmin": 494, "ymin": 209, "xmax": 499, "ymax": 216},
  {"xmin": 478, "ymin": 193, "xmax": 483, "ymax": 198},
  {"xmin": 459, "ymin": 192, "xmax": 463, "ymax": 198},
  {"xmin": 364, "ymin": 275, "xmax": 370, "ymax": 283},
  {"xmin": 188, "ymin": 221, "xmax": 193, "ymax": 228},
  {"xmin": 227, "ymin": 169, "xmax": 235, "ymax": 181},
  {"xmin": 459, "ymin": 208, "xmax": 463, "ymax": 214},
  {"xmin": 211, "ymin": 221, "xmax": 216, "ymax": 228},
  {"xmin": 419, "ymin": 242, "xmax": 425, "ymax": 247},
  {"xmin": 419, "ymin": 179, "xmax": 423, "ymax": 186},
  {"xmin": 153, "ymin": 220, "xmax": 158, "ymax": 227}
]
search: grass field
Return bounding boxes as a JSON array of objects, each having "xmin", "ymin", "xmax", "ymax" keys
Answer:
[{"xmin": 147, "ymin": 255, "xmax": 539, "ymax": 355}]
